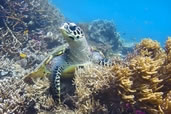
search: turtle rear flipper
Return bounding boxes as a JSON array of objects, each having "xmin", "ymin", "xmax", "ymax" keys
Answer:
[
  {"xmin": 91, "ymin": 48, "xmax": 114, "ymax": 66},
  {"xmin": 99, "ymin": 58, "xmax": 114, "ymax": 67}
]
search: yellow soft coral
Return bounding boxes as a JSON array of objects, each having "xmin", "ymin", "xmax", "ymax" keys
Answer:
[
  {"xmin": 135, "ymin": 38, "xmax": 165, "ymax": 60},
  {"xmin": 2, "ymin": 38, "xmax": 170, "ymax": 114},
  {"xmin": 161, "ymin": 91, "xmax": 171, "ymax": 114},
  {"xmin": 74, "ymin": 38, "xmax": 171, "ymax": 114}
]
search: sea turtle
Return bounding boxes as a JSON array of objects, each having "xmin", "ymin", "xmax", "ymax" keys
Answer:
[
  {"xmin": 50, "ymin": 22, "xmax": 110, "ymax": 103},
  {"xmin": 24, "ymin": 22, "xmax": 111, "ymax": 103}
]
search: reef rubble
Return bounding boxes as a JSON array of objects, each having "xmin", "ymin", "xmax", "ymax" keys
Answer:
[{"xmin": 79, "ymin": 20, "xmax": 134, "ymax": 58}]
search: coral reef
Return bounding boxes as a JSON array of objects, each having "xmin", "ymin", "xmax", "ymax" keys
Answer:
[
  {"xmin": 0, "ymin": 75, "xmax": 75, "ymax": 114},
  {"xmin": 0, "ymin": 0, "xmax": 170, "ymax": 114},
  {"xmin": 0, "ymin": 57, "xmax": 26, "ymax": 79},
  {"xmin": 0, "ymin": 0, "xmax": 65, "ymax": 75},
  {"xmin": 1, "ymin": 36, "xmax": 171, "ymax": 114},
  {"xmin": 87, "ymin": 20, "xmax": 121, "ymax": 50},
  {"xmin": 0, "ymin": 76, "xmax": 33, "ymax": 114},
  {"xmin": 74, "ymin": 38, "xmax": 171, "ymax": 114},
  {"xmin": 74, "ymin": 64, "xmax": 120, "ymax": 113},
  {"xmin": 79, "ymin": 20, "xmax": 128, "ymax": 57}
]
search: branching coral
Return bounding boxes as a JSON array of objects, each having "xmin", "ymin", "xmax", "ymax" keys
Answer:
[
  {"xmin": 0, "ymin": 2, "xmax": 170, "ymax": 113},
  {"xmin": 161, "ymin": 91, "xmax": 171, "ymax": 114},
  {"xmin": 0, "ymin": 0, "xmax": 65, "ymax": 71},
  {"xmin": 159, "ymin": 37, "xmax": 171, "ymax": 99},
  {"xmin": 74, "ymin": 65, "xmax": 118, "ymax": 113},
  {"xmin": 74, "ymin": 37, "xmax": 171, "ymax": 114},
  {"xmin": 0, "ymin": 75, "xmax": 75, "ymax": 114},
  {"xmin": 1, "ymin": 38, "xmax": 171, "ymax": 114},
  {"xmin": 135, "ymin": 38, "xmax": 165, "ymax": 59},
  {"xmin": 0, "ymin": 0, "xmax": 64, "ymax": 77},
  {"xmin": 0, "ymin": 76, "xmax": 32, "ymax": 114},
  {"xmin": 128, "ymin": 56, "xmax": 164, "ymax": 113}
]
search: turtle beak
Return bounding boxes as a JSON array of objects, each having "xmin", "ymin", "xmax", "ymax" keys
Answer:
[{"xmin": 59, "ymin": 25, "xmax": 64, "ymax": 31}]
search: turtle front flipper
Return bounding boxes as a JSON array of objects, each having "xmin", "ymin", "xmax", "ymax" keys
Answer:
[
  {"xmin": 50, "ymin": 65, "xmax": 64, "ymax": 103},
  {"xmin": 49, "ymin": 54, "xmax": 68, "ymax": 103}
]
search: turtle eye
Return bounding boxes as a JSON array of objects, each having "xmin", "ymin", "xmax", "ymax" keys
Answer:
[
  {"xmin": 69, "ymin": 26, "xmax": 76, "ymax": 31},
  {"xmin": 64, "ymin": 25, "xmax": 68, "ymax": 29}
]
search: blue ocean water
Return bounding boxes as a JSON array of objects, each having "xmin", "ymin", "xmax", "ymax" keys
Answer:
[{"xmin": 51, "ymin": 0, "xmax": 171, "ymax": 46}]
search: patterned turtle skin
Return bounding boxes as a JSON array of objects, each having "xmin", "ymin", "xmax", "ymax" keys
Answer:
[{"xmin": 49, "ymin": 22, "xmax": 113, "ymax": 103}]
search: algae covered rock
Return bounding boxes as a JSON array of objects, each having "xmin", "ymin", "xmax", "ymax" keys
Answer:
[
  {"xmin": 88, "ymin": 20, "xmax": 121, "ymax": 50},
  {"xmin": 79, "ymin": 20, "xmax": 126, "ymax": 57}
]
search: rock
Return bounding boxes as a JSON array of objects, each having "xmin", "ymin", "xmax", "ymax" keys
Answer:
[{"xmin": 79, "ymin": 20, "xmax": 123, "ymax": 57}]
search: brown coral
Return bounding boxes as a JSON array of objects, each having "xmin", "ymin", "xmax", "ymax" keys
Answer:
[
  {"xmin": 161, "ymin": 91, "xmax": 171, "ymax": 114},
  {"xmin": 0, "ymin": 0, "xmax": 65, "ymax": 72},
  {"xmin": 0, "ymin": 75, "xmax": 75, "ymax": 114},
  {"xmin": 74, "ymin": 37, "xmax": 171, "ymax": 114},
  {"xmin": 159, "ymin": 37, "xmax": 171, "ymax": 95},
  {"xmin": 0, "ymin": 76, "xmax": 33, "ymax": 114},
  {"xmin": 1, "ymin": 37, "xmax": 171, "ymax": 114},
  {"xmin": 74, "ymin": 64, "xmax": 120, "ymax": 114},
  {"xmin": 135, "ymin": 38, "xmax": 164, "ymax": 60}
]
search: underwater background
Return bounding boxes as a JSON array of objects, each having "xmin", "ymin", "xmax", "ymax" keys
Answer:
[
  {"xmin": 0, "ymin": 0, "xmax": 171, "ymax": 113},
  {"xmin": 51, "ymin": 0, "xmax": 171, "ymax": 46}
]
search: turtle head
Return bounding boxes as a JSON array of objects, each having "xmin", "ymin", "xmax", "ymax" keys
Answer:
[{"xmin": 59, "ymin": 22, "xmax": 85, "ymax": 42}]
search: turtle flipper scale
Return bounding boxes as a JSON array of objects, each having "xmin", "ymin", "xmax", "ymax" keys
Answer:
[{"xmin": 51, "ymin": 65, "xmax": 64, "ymax": 103}]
